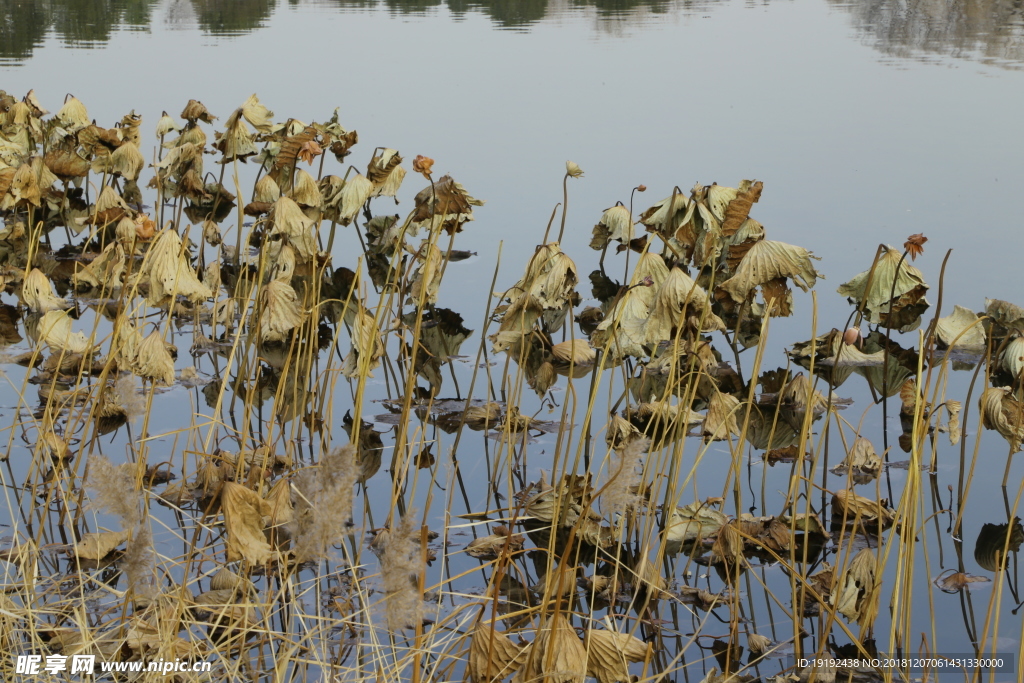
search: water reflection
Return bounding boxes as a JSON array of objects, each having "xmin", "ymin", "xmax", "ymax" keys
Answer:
[
  {"xmin": 832, "ymin": 0, "xmax": 1024, "ymax": 67},
  {"xmin": 3, "ymin": 0, "xmax": 1024, "ymax": 67}
]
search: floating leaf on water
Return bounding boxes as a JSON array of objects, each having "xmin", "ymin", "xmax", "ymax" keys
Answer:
[
  {"xmin": 934, "ymin": 569, "xmax": 989, "ymax": 593},
  {"xmin": 582, "ymin": 627, "xmax": 650, "ymax": 683},
  {"xmin": 831, "ymin": 437, "xmax": 882, "ymax": 484},
  {"xmin": 221, "ymin": 481, "xmax": 272, "ymax": 564},
  {"xmin": 466, "ymin": 621, "xmax": 527, "ymax": 683},
  {"xmin": 837, "ymin": 246, "xmax": 929, "ymax": 330},
  {"xmin": 590, "ymin": 204, "xmax": 634, "ymax": 251},
  {"xmin": 70, "ymin": 530, "xmax": 130, "ymax": 561},
  {"xmin": 666, "ymin": 502, "xmax": 728, "ymax": 546},
  {"xmin": 465, "ymin": 526, "xmax": 525, "ymax": 560},
  {"xmin": 831, "ymin": 489, "xmax": 895, "ymax": 530},
  {"xmin": 974, "ymin": 518, "xmax": 1024, "ymax": 571},
  {"xmin": 979, "ymin": 386, "xmax": 1024, "ymax": 452},
  {"xmin": 34, "ymin": 310, "xmax": 90, "ymax": 354},
  {"xmin": 934, "ymin": 305, "xmax": 986, "ymax": 350},
  {"xmin": 520, "ymin": 612, "xmax": 587, "ymax": 683}
]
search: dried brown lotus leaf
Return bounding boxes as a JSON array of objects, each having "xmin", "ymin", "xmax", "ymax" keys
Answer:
[
  {"xmin": 24, "ymin": 89, "xmax": 48, "ymax": 116},
  {"xmin": 139, "ymin": 229, "xmax": 212, "ymax": 305},
  {"xmin": 592, "ymin": 288, "xmax": 648, "ymax": 363},
  {"xmin": 36, "ymin": 310, "xmax": 90, "ymax": 354},
  {"xmin": 57, "ymin": 95, "xmax": 90, "ymax": 131},
  {"xmin": 746, "ymin": 633, "xmax": 772, "ymax": 656},
  {"xmin": 268, "ymin": 196, "xmax": 317, "ymax": 261},
  {"xmin": 551, "ymin": 339, "xmax": 596, "ymax": 366},
  {"xmin": 155, "ymin": 111, "xmax": 183, "ymax": 137},
  {"xmin": 1002, "ymin": 337, "xmax": 1024, "ymax": 379},
  {"xmin": 333, "ymin": 173, "xmax": 373, "ymax": 226},
  {"xmin": 73, "ymin": 242, "xmax": 125, "ymax": 291},
  {"xmin": 831, "ymin": 548, "xmax": 879, "ymax": 627},
  {"xmin": 465, "ymin": 530, "xmax": 525, "ymax": 560},
  {"xmin": 43, "ymin": 149, "xmax": 90, "ymax": 181},
  {"xmin": 934, "ymin": 305, "xmax": 986, "ymax": 349},
  {"xmin": 985, "ymin": 298, "xmax": 1024, "ymax": 332},
  {"xmin": 643, "ymin": 267, "xmax": 724, "ymax": 344},
  {"xmin": 974, "ymin": 518, "xmax": 1024, "ymax": 571},
  {"xmin": 342, "ymin": 307, "xmax": 383, "ymax": 378},
  {"xmin": 467, "ymin": 622, "xmax": 527, "ymax": 683},
  {"xmin": 241, "ymin": 94, "xmax": 273, "ymax": 133},
  {"xmin": 410, "ymin": 174, "xmax": 484, "ymax": 234},
  {"xmin": 831, "ymin": 489, "xmax": 895, "ymax": 529},
  {"xmin": 583, "ymin": 628, "xmax": 649, "ymax": 683},
  {"xmin": 221, "ymin": 481, "xmax": 272, "ymax": 564},
  {"xmin": 133, "ymin": 331, "xmax": 176, "ymax": 385},
  {"xmin": 6, "ymin": 163, "xmax": 40, "ymax": 208},
  {"xmin": 254, "ymin": 175, "xmax": 281, "ymax": 204},
  {"xmin": 710, "ymin": 520, "xmax": 745, "ymax": 566},
  {"xmin": 934, "ymin": 570, "xmax": 989, "ymax": 593},
  {"xmin": 181, "ymin": 99, "xmax": 216, "ymax": 123},
  {"xmin": 110, "ymin": 142, "xmax": 144, "ymax": 181},
  {"xmin": 590, "ymin": 204, "xmax": 634, "ymax": 251},
  {"xmin": 202, "ymin": 219, "xmax": 222, "ymax": 247},
  {"xmin": 837, "ymin": 246, "xmax": 928, "ymax": 325},
  {"xmin": 666, "ymin": 502, "xmax": 728, "ymax": 545},
  {"xmin": 720, "ymin": 180, "xmax": 763, "ymax": 237},
  {"xmin": 639, "ymin": 191, "xmax": 692, "ymax": 236},
  {"xmin": 271, "ymin": 125, "xmax": 316, "ymax": 173},
  {"xmin": 979, "ymin": 386, "xmax": 1024, "ymax": 452},
  {"xmin": 831, "ymin": 437, "xmax": 881, "ymax": 483},
  {"xmin": 258, "ymin": 280, "xmax": 305, "ymax": 343},
  {"xmin": 703, "ymin": 391, "xmax": 741, "ymax": 441},
  {"xmin": 368, "ymin": 148, "xmax": 406, "ymax": 197},
  {"xmin": 409, "ymin": 241, "xmax": 443, "ymax": 306},
  {"xmin": 72, "ymin": 530, "xmax": 131, "ymax": 561},
  {"xmin": 719, "ymin": 240, "xmax": 819, "ymax": 304},
  {"xmin": 210, "ymin": 566, "xmax": 255, "ymax": 593},
  {"xmin": 21, "ymin": 268, "xmax": 67, "ymax": 313},
  {"xmin": 215, "ymin": 110, "xmax": 257, "ymax": 161},
  {"xmin": 289, "ymin": 168, "xmax": 323, "ymax": 208},
  {"xmin": 521, "ymin": 612, "xmax": 587, "ymax": 683}
]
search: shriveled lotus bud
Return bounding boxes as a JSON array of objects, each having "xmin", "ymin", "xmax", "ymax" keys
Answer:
[
  {"xmin": 637, "ymin": 184, "xmax": 647, "ymax": 192},
  {"xmin": 565, "ymin": 160, "xmax": 584, "ymax": 178},
  {"xmin": 843, "ymin": 326, "xmax": 861, "ymax": 346}
]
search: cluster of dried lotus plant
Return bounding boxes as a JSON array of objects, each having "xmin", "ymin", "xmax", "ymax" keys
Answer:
[{"xmin": 0, "ymin": 88, "xmax": 1021, "ymax": 683}]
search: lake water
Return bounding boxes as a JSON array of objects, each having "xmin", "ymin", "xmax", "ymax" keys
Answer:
[{"xmin": 2, "ymin": 0, "xmax": 1023, "ymax": 680}]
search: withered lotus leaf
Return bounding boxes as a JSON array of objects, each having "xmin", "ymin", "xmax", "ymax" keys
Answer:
[
  {"xmin": 215, "ymin": 109, "xmax": 258, "ymax": 162},
  {"xmin": 342, "ymin": 307, "xmax": 384, "ymax": 378},
  {"xmin": 289, "ymin": 168, "xmax": 323, "ymax": 208},
  {"xmin": 831, "ymin": 489, "xmax": 895, "ymax": 529},
  {"xmin": 1002, "ymin": 337, "xmax": 1024, "ymax": 379},
  {"xmin": 36, "ymin": 310, "xmax": 90, "ymax": 354},
  {"xmin": 720, "ymin": 179, "xmax": 763, "ymax": 237},
  {"xmin": 974, "ymin": 518, "xmax": 1024, "ymax": 571},
  {"xmin": 333, "ymin": 173, "xmax": 374, "ymax": 226},
  {"xmin": 43, "ymin": 149, "xmax": 90, "ymax": 181},
  {"xmin": 268, "ymin": 196, "xmax": 318, "ymax": 261},
  {"xmin": 719, "ymin": 239, "xmax": 820, "ymax": 304},
  {"xmin": 155, "ymin": 111, "xmax": 183, "ymax": 137},
  {"xmin": 71, "ymin": 530, "xmax": 131, "ymax": 561},
  {"xmin": 551, "ymin": 339, "xmax": 596, "ymax": 366},
  {"xmin": 831, "ymin": 548, "xmax": 879, "ymax": 627},
  {"xmin": 986, "ymin": 298, "xmax": 1024, "ymax": 332},
  {"xmin": 180, "ymin": 99, "xmax": 216, "ymax": 123},
  {"xmin": 466, "ymin": 622, "xmax": 527, "ymax": 683},
  {"xmin": 521, "ymin": 612, "xmax": 587, "ymax": 683},
  {"xmin": 703, "ymin": 390, "xmax": 741, "ymax": 442},
  {"xmin": 831, "ymin": 437, "xmax": 882, "ymax": 483},
  {"xmin": 410, "ymin": 174, "xmax": 484, "ymax": 234},
  {"xmin": 934, "ymin": 570, "xmax": 989, "ymax": 593},
  {"xmin": 837, "ymin": 246, "xmax": 929, "ymax": 327},
  {"xmin": 409, "ymin": 241, "xmax": 443, "ymax": 306},
  {"xmin": 56, "ymin": 95, "xmax": 90, "ymax": 132},
  {"xmin": 643, "ymin": 267, "xmax": 724, "ymax": 344},
  {"xmin": 72, "ymin": 241, "xmax": 125, "ymax": 291},
  {"xmin": 22, "ymin": 268, "xmax": 68, "ymax": 313},
  {"xmin": 221, "ymin": 481, "xmax": 273, "ymax": 564},
  {"xmin": 979, "ymin": 386, "xmax": 1024, "ymax": 452},
  {"xmin": 746, "ymin": 633, "xmax": 772, "ymax": 656},
  {"xmin": 368, "ymin": 148, "xmax": 406, "ymax": 198},
  {"xmin": 590, "ymin": 204, "xmax": 634, "ymax": 251},
  {"xmin": 258, "ymin": 280, "xmax": 305, "ymax": 344},
  {"xmin": 241, "ymin": 94, "xmax": 274, "ymax": 133},
  {"xmin": 582, "ymin": 627, "xmax": 650, "ymax": 683},
  {"xmin": 665, "ymin": 502, "xmax": 728, "ymax": 545},
  {"xmin": 133, "ymin": 331, "xmax": 176, "ymax": 386},
  {"xmin": 139, "ymin": 229, "xmax": 213, "ymax": 305},
  {"xmin": 254, "ymin": 175, "xmax": 281, "ymax": 204},
  {"xmin": 6, "ymin": 163, "xmax": 41, "ymax": 208},
  {"xmin": 465, "ymin": 527, "xmax": 525, "ymax": 560},
  {"xmin": 934, "ymin": 305, "xmax": 986, "ymax": 350},
  {"xmin": 946, "ymin": 400, "xmax": 962, "ymax": 446},
  {"xmin": 110, "ymin": 142, "xmax": 145, "ymax": 180}
]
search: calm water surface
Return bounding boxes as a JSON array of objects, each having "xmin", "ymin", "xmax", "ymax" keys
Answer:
[{"xmin": 2, "ymin": 0, "xmax": 1023, "ymax": 677}]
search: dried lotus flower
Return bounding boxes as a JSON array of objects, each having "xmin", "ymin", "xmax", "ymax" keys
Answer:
[
  {"xmin": 565, "ymin": 160, "xmax": 584, "ymax": 178},
  {"xmin": 155, "ymin": 111, "xmax": 183, "ymax": 137},
  {"xmin": 412, "ymin": 154, "xmax": 434, "ymax": 177},
  {"xmin": 904, "ymin": 233, "xmax": 927, "ymax": 260},
  {"xmin": 133, "ymin": 330, "xmax": 176, "ymax": 385},
  {"xmin": 56, "ymin": 94, "xmax": 90, "ymax": 132},
  {"xmin": 22, "ymin": 268, "xmax": 68, "ymax": 313}
]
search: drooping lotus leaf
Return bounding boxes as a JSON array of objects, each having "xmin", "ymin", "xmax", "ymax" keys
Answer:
[
  {"xmin": 268, "ymin": 196, "xmax": 317, "ymax": 261},
  {"xmin": 1002, "ymin": 337, "xmax": 1024, "ymax": 379},
  {"xmin": 934, "ymin": 305, "xmax": 986, "ymax": 349},
  {"xmin": 410, "ymin": 175, "xmax": 483, "ymax": 234},
  {"xmin": 642, "ymin": 267, "xmax": 724, "ymax": 345},
  {"xmin": 665, "ymin": 502, "xmax": 729, "ymax": 545},
  {"xmin": 367, "ymin": 148, "xmax": 406, "ymax": 198},
  {"xmin": 240, "ymin": 94, "xmax": 274, "ymax": 133},
  {"xmin": 720, "ymin": 180, "xmax": 763, "ymax": 236},
  {"xmin": 342, "ymin": 307, "xmax": 383, "ymax": 379},
  {"xmin": 831, "ymin": 437, "xmax": 882, "ymax": 484},
  {"xmin": 592, "ymin": 287, "xmax": 648, "ymax": 363},
  {"xmin": 974, "ymin": 518, "xmax": 1024, "ymax": 571},
  {"xmin": 986, "ymin": 298, "xmax": 1024, "ymax": 333},
  {"xmin": 138, "ymin": 229, "xmax": 213, "ymax": 306},
  {"xmin": 465, "ymin": 622, "xmax": 527, "ymax": 683},
  {"xmin": 214, "ymin": 109, "xmax": 258, "ymax": 162},
  {"xmin": 719, "ymin": 240, "xmax": 820, "ymax": 304},
  {"xmin": 837, "ymin": 246, "xmax": 929, "ymax": 329},
  {"xmin": 133, "ymin": 330, "xmax": 176, "ymax": 385},
  {"xmin": 257, "ymin": 280, "xmax": 305, "ymax": 344},
  {"xmin": 831, "ymin": 548, "xmax": 879, "ymax": 627},
  {"xmin": 590, "ymin": 204, "xmax": 634, "ymax": 251},
  {"xmin": 56, "ymin": 95, "xmax": 90, "ymax": 132},
  {"xmin": 583, "ymin": 628, "xmax": 650, "ymax": 683},
  {"xmin": 979, "ymin": 386, "xmax": 1024, "ymax": 452}
]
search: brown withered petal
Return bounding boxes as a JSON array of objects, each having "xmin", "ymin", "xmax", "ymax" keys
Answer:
[
  {"xmin": 297, "ymin": 139, "xmax": 323, "ymax": 165},
  {"xmin": 904, "ymin": 233, "xmax": 927, "ymax": 260},
  {"xmin": 412, "ymin": 154, "xmax": 434, "ymax": 176}
]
